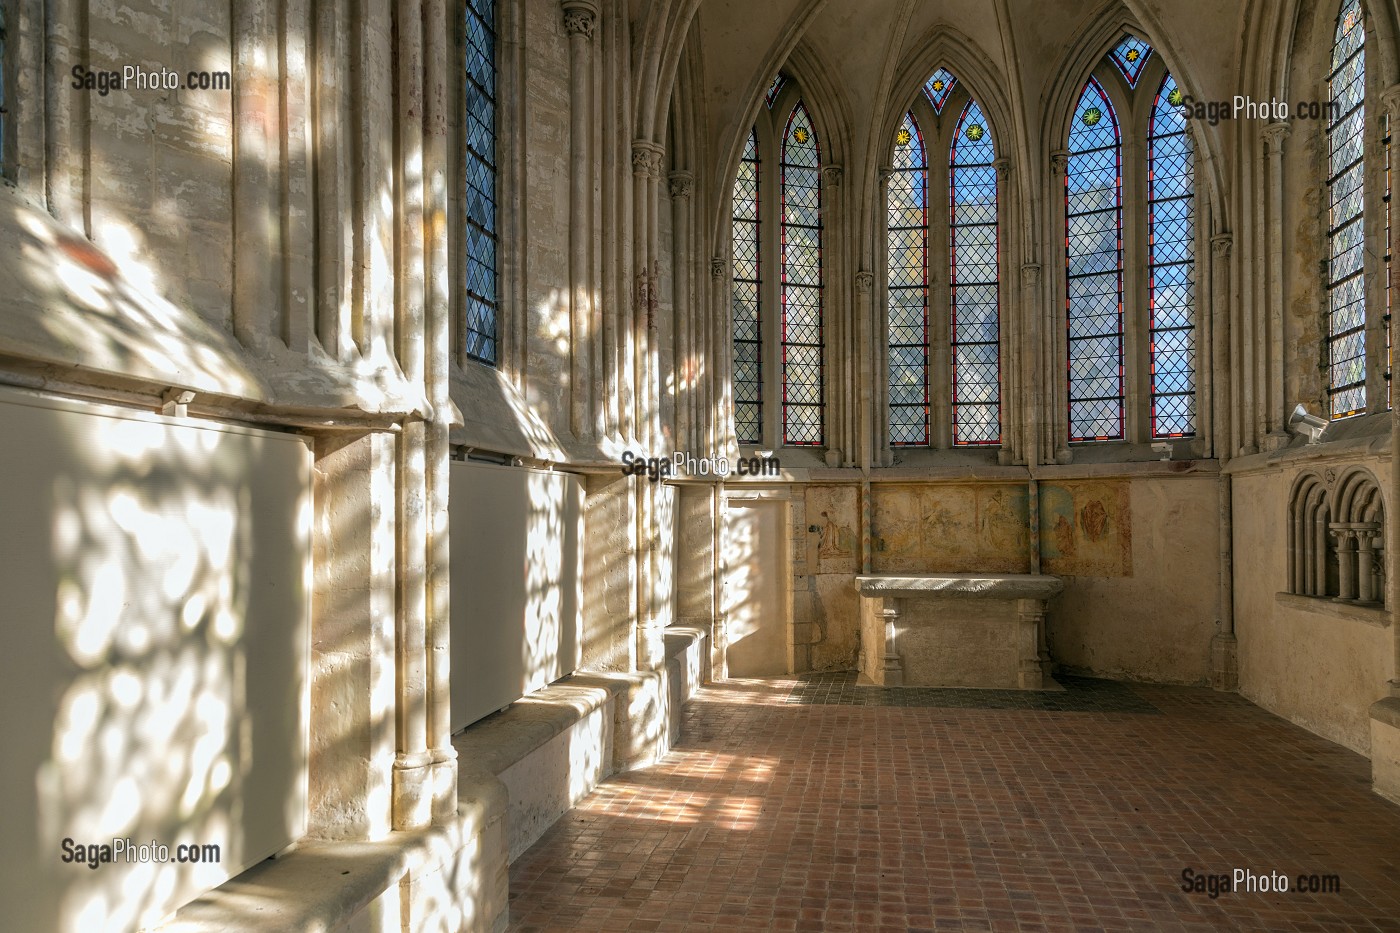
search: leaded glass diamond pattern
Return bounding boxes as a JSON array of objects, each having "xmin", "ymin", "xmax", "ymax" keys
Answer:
[
  {"xmin": 782, "ymin": 103, "xmax": 823, "ymax": 446},
  {"xmin": 733, "ymin": 127, "xmax": 762, "ymax": 444},
  {"xmin": 924, "ymin": 68, "xmax": 958, "ymax": 114},
  {"xmin": 0, "ymin": 7, "xmax": 6, "ymax": 169},
  {"xmin": 950, "ymin": 99, "xmax": 1001, "ymax": 446},
  {"xmin": 1108, "ymin": 35, "xmax": 1154, "ymax": 88},
  {"xmin": 463, "ymin": 0, "xmax": 498, "ymax": 365},
  {"xmin": 1328, "ymin": 0, "xmax": 1367, "ymax": 417},
  {"xmin": 1149, "ymin": 73, "xmax": 1197, "ymax": 437},
  {"xmin": 1066, "ymin": 79, "xmax": 1124, "ymax": 441},
  {"xmin": 888, "ymin": 112, "xmax": 929, "ymax": 446}
]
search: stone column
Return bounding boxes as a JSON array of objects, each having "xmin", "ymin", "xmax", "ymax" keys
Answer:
[
  {"xmin": 711, "ymin": 256, "xmax": 730, "ymax": 459},
  {"xmin": 1016, "ymin": 599, "xmax": 1048, "ymax": 690},
  {"xmin": 1332, "ymin": 526, "xmax": 1358, "ymax": 601},
  {"xmin": 1049, "ymin": 150, "xmax": 1071, "ymax": 465},
  {"xmin": 563, "ymin": 1, "xmax": 598, "ymax": 440},
  {"xmin": 854, "ymin": 269, "xmax": 874, "ymax": 469},
  {"xmin": 874, "ymin": 167, "xmax": 893, "ymax": 466},
  {"xmin": 1262, "ymin": 122, "xmax": 1290, "ymax": 448},
  {"xmin": 669, "ymin": 170, "xmax": 695, "ymax": 451},
  {"xmin": 1356, "ymin": 524, "xmax": 1381, "ymax": 603},
  {"xmin": 822, "ymin": 164, "xmax": 844, "ymax": 463},
  {"xmin": 1210, "ymin": 234, "xmax": 1233, "ymax": 460},
  {"xmin": 993, "ymin": 158, "xmax": 1015, "ymax": 465},
  {"xmin": 1385, "ymin": 87, "xmax": 1400, "ymax": 696},
  {"xmin": 881, "ymin": 598, "xmax": 904, "ymax": 686},
  {"xmin": 1020, "ymin": 262, "xmax": 1043, "ymax": 468}
]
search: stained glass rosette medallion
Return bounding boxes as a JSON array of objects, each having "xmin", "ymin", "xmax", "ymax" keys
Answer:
[
  {"xmin": 924, "ymin": 68, "xmax": 958, "ymax": 114},
  {"xmin": 1108, "ymin": 34, "xmax": 1153, "ymax": 88},
  {"xmin": 781, "ymin": 103, "xmax": 824, "ymax": 446},
  {"xmin": 950, "ymin": 100, "xmax": 1001, "ymax": 446},
  {"xmin": 888, "ymin": 112, "xmax": 929, "ymax": 446}
]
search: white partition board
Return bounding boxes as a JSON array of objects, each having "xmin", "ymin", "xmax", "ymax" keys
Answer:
[
  {"xmin": 0, "ymin": 387, "xmax": 312, "ymax": 933},
  {"xmin": 450, "ymin": 460, "xmax": 583, "ymax": 731}
]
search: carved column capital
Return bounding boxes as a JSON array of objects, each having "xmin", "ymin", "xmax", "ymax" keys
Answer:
[
  {"xmin": 821, "ymin": 165, "xmax": 843, "ymax": 188},
  {"xmin": 1020, "ymin": 262, "xmax": 1042, "ymax": 287},
  {"xmin": 855, "ymin": 270, "xmax": 874, "ymax": 291},
  {"xmin": 1382, "ymin": 84, "xmax": 1400, "ymax": 122},
  {"xmin": 993, "ymin": 157, "xmax": 1011, "ymax": 181},
  {"xmin": 667, "ymin": 171, "xmax": 694, "ymax": 200},
  {"xmin": 561, "ymin": 0, "xmax": 599, "ymax": 38},
  {"xmin": 1210, "ymin": 233, "xmax": 1233, "ymax": 259},
  {"xmin": 1262, "ymin": 121, "xmax": 1290, "ymax": 155},
  {"xmin": 631, "ymin": 140, "xmax": 664, "ymax": 176},
  {"xmin": 1050, "ymin": 149, "xmax": 1070, "ymax": 174},
  {"xmin": 877, "ymin": 165, "xmax": 894, "ymax": 185},
  {"xmin": 711, "ymin": 256, "xmax": 726, "ymax": 278}
]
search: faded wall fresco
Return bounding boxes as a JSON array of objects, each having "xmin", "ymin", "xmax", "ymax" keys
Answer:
[
  {"xmin": 870, "ymin": 484, "xmax": 1030, "ymax": 573},
  {"xmin": 794, "ymin": 486, "xmax": 860, "ymax": 671},
  {"xmin": 1038, "ymin": 480, "xmax": 1132, "ymax": 577}
]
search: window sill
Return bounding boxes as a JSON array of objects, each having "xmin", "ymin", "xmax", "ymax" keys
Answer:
[{"xmin": 1274, "ymin": 591, "xmax": 1391, "ymax": 627}]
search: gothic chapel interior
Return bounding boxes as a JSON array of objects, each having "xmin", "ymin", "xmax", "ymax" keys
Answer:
[{"xmin": 3, "ymin": 0, "xmax": 1400, "ymax": 930}]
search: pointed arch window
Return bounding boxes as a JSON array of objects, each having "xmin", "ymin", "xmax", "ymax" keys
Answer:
[
  {"xmin": 732, "ymin": 128, "xmax": 762, "ymax": 444},
  {"xmin": 950, "ymin": 100, "xmax": 1001, "ymax": 445},
  {"xmin": 1148, "ymin": 73, "xmax": 1197, "ymax": 436},
  {"xmin": 1326, "ymin": 0, "xmax": 1368, "ymax": 417},
  {"xmin": 730, "ymin": 86, "xmax": 827, "ymax": 450},
  {"xmin": 765, "ymin": 73, "xmax": 787, "ymax": 109},
  {"xmin": 463, "ymin": 0, "xmax": 498, "ymax": 365},
  {"xmin": 887, "ymin": 112, "xmax": 929, "ymax": 446},
  {"xmin": 1066, "ymin": 78, "xmax": 1124, "ymax": 441},
  {"xmin": 780, "ymin": 102, "xmax": 824, "ymax": 446}
]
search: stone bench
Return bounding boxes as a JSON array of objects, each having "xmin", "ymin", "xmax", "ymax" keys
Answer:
[{"xmin": 856, "ymin": 574, "xmax": 1064, "ymax": 690}]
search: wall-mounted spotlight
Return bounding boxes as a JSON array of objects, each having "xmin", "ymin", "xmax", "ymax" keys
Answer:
[{"xmin": 1287, "ymin": 403, "xmax": 1329, "ymax": 444}]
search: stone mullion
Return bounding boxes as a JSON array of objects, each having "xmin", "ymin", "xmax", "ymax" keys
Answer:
[
  {"xmin": 874, "ymin": 166, "xmax": 893, "ymax": 466},
  {"xmin": 1049, "ymin": 149, "xmax": 1070, "ymax": 463},
  {"xmin": 822, "ymin": 164, "xmax": 844, "ymax": 461},
  {"xmin": 994, "ymin": 157, "xmax": 1016, "ymax": 464}
]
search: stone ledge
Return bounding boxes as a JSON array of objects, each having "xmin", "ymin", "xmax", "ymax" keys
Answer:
[
  {"xmin": 161, "ymin": 769, "xmax": 508, "ymax": 933},
  {"xmin": 856, "ymin": 573, "xmax": 1065, "ymax": 601},
  {"xmin": 452, "ymin": 676, "xmax": 626, "ymax": 776},
  {"xmin": 1370, "ymin": 695, "xmax": 1400, "ymax": 730},
  {"xmin": 1275, "ymin": 592, "xmax": 1391, "ymax": 627}
]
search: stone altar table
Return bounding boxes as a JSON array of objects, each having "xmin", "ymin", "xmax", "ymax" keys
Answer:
[{"xmin": 855, "ymin": 574, "xmax": 1064, "ymax": 690}]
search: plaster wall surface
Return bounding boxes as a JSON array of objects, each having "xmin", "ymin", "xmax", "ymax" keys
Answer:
[
  {"xmin": 1046, "ymin": 474, "xmax": 1219, "ymax": 684},
  {"xmin": 1234, "ymin": 465, "xmax": 1395, "ymax": 755}
]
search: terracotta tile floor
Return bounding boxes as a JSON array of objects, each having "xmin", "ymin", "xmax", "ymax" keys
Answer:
[{"xmin": 507, "ymin": 675, "xmax": 1400, "ymax": 932}]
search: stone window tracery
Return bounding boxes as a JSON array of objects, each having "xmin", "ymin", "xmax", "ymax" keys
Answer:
[{"xmin": 1326, "ymin": 0, "xmax": 1368, "ymax": 416}]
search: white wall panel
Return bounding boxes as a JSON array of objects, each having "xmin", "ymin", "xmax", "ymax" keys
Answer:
[
  {"xmin": 450, "ymin": 460, "xmax": 583, "ymax": 731},
  {"xmin": 0, "ymin": 386, "xmax": 312, "ymax": 933}
]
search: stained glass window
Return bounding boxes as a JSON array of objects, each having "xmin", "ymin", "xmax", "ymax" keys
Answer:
[
  {"xmin": 463, "ymin": 0, "xmax": 498, "ymax": 365},
  {"xmin": 888, "ymin": 112, "xmax": 929, "ymax": 446},
  {"xmin": 1386, "ymin": 109, "xmax": 1393, "ymax": 408},
  {"xmin": 781, "ymin": 102, "xmax": 823, "ymax": 446},
  {"xmin": 732, "ymin": 128, "xmax": 763, "ymax": 444},
  {"xmin": 0, "ymin": 5, "xmax": 7, "ymax": 169},
  {"xmin": 1148, "ymin": 74, "xmax": 1197, "ymax": 437},
  {"xmin": 949, "ymin": 100, "xmax": 1001, "ymax": 446},
  {"xmin": 1066, "ymin": 78, "xmax": 1124, "ymax": 442},
  {"xmin": 765, "ymin": 73, "xmax": 787, "ymax": 109},
  {"xmin": 924, "ymin": 68, "xmax": 958, "ymax": 114},
  {"xmin": 1327, "ymin": 0, "xmax": 1366, "ymax": 417},
  {"xmin": 1108, "ymin": 35, "xmax": 1153, "ymax": 88}
]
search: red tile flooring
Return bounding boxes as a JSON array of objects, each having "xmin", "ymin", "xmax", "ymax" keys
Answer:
[{"xmin": 507, "ymin": 677, "xmax": 1400, "ymax": 932}]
